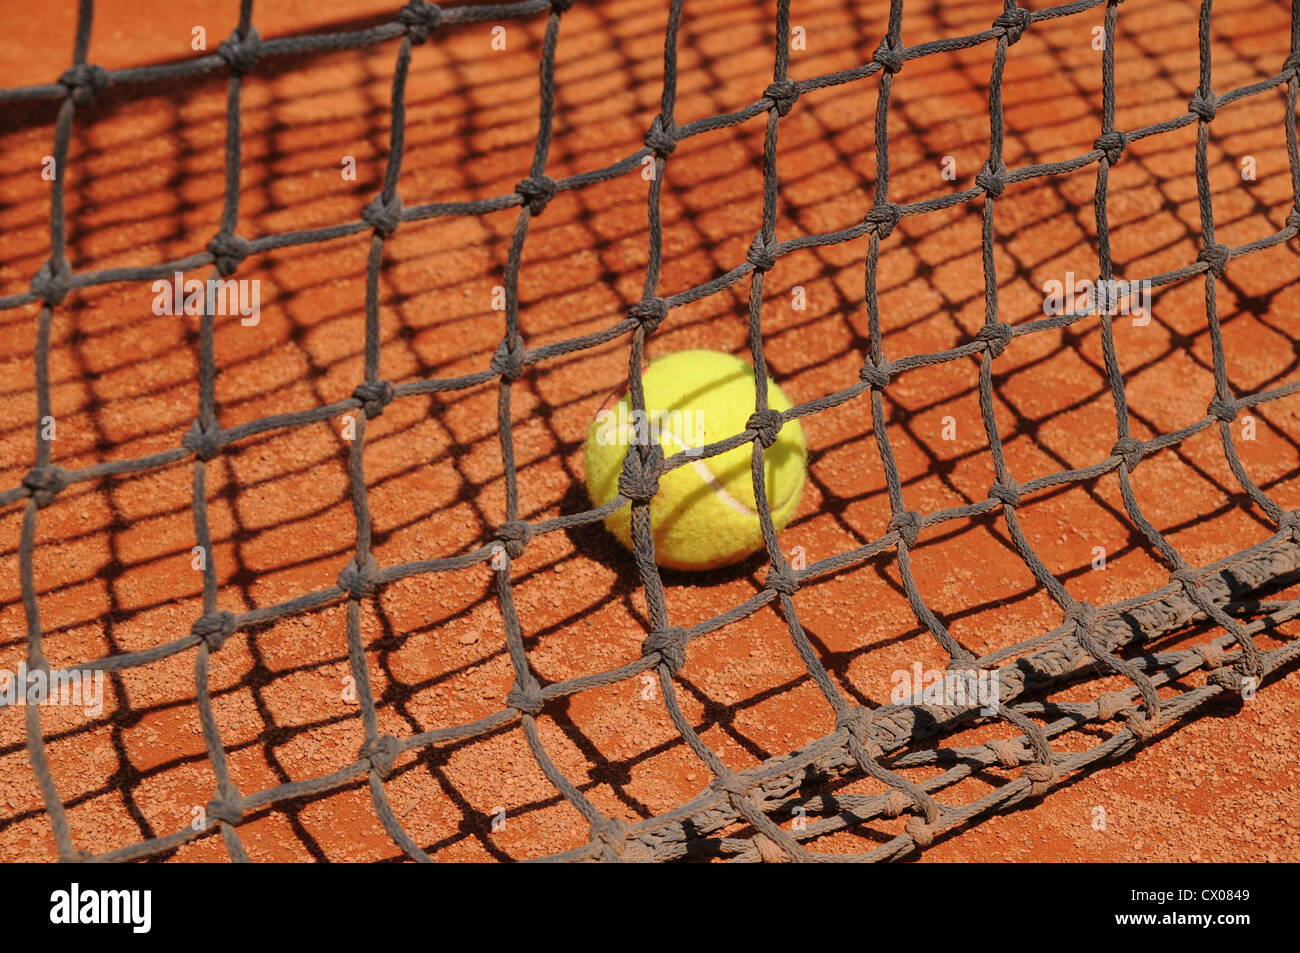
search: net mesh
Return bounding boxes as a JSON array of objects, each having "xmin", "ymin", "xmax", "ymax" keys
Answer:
[{"xmin": 2, "ymin": 0, "xmax": 1300, "ymax": 862}]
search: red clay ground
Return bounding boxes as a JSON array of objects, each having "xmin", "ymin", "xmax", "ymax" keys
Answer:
[{"xmin": 1, "ymin": 0, "xmax": 1298, "ymax": 861}]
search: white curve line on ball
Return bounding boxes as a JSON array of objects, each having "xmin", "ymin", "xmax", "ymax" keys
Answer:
[{"xmin": 612, "ymin": 424, "xmax": 758, "ymax": 518}]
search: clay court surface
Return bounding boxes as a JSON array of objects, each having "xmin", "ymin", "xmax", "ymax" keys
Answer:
[{"xmin": 1, "ymin": 0, "xmax": 1298, "ymax": 861}]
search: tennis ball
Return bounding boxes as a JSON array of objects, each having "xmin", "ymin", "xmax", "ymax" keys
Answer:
[{"xmin": 584, "ymin": 349, "xmax": 806, "ymax": 571}]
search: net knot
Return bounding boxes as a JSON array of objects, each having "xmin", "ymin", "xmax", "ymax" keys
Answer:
[
  {"xmin": 58, "ymin": 64, "xmax": 109, "ymax": 107},
  {"xmin": 496, "ymin": 520, "xmax": 533, "ymax": 558},
  {"xmin": 628, "ymin": 296, "xmax": 669, "ymax": 334},
  {"xmin": 1207, "ymin": 396, "xmax": 1238, "ymax": 422},
  {"xmin": 642, "ymin": 629, "xmax": 691, "ymax": 670},
  {"xmin": 1188, "ymin": 89, "xmax": 1218, "ymax": 122},
  {"xmin": 361, "ymin": 192, "xmax": 404, "ymax": 237},
  {"xmin": 397, "ymin": 1, "xmax": 444, "ymax": 44},
  {"xmin": 945, "ymin": 661, "xmax": 981, "ymax": 698},
  {"xmin": 764, "ymin": 565, "xmax": 799, "ymax": 596},
  {"xmin": 618, "ymin": 442, "xmax": 664, "ymax": 503},
  {"xmin": 515, "ymin": 176, "xmax": 558, "ymax": 215},
  {"xmin": 22, "ymin": 466, "xmax": 68, "ymax": 509},
  {"xmin": 888, "ymin": 510, "xmax": 922, "ymax": 547},
  {"xmin": 217, "ymin": 26, "xmax": 263, "ymax": 74},
  {"xmin": 988, "ymin": 478, "xmax": 1020, "ymax": 507},
  {"xmin": 491, "ymin": 335, "xmax": 527, "ymax": 380},
  {"xmin": 642, "ymin": 626, "xmax": 689, "ymax": 675},
  {"xmin": 747, "ymin": 234, "xmax": 778, "ymax": 272},
  {"xmin": 835, "ymin": 706, "xmax": 872, "ymax": 736},
  {"xmin": 1092, "ymin": 275, "xmax": 1119, "ymax": 315},
  {"xmin": 986, "ymin": 737, "xmax": 1026, "ymax": 769},
  {"xmin": 882, "ymin": 788, "xmax": 913, "ymax": 818},
  {"xmin": 1021, "ymin": 761, "xmax": 1056, "ymax": 795},
  {"xmin": 352, "ymin": 379, "xmax": 396, "ymax": 418},
  {"xmin": 182, "ymin": 419, "xmax": 223, "ymax": 460},
  {"xmin": 360, "ymin": 734, "xmax": 401, "ymax": 779},
  {"xmin": 863, "ymin": 201, "xmax": 902, "ymax": 239},
  {"xmin": 588, "ymin": 816, "xmax": 629, "ymax": 856},
  {"xmin": 1285, "ymin": 51, "xmax": 1300, "ymax": 81},
  {"xmin": 976, "ymin": 160, "xmax": 1008, "ymax": 197},
  {"xmin": 904, "ymin": 816, "xmax": 934, "ymax": 847},
  {"xmin": 1192, "ymin": 642, "xmax": 1228, "ymax": 669},
  {"xmin": 506, "ymin": 681, "xmax": 545, "ymax": 716},
  {"xmin": 858, "ymin": 360, "xmax": 892, "ymax": 388},
  {"xmin": 1288, "ymin": 205, "xmax": 1300, "ymax": 234},
  {"xmin": 1197, "ymin": 242, "xmax": 1230, "ymax": 278},
  {"xmin": 1062, "ymin": 600, "xmax": 1097, "ymax": 633},
  {"xmin": 206, "ymin": 792, "xmax": 244, "ymax": 826},
  {"xmin": 746, "ymin": 408, "xmax": 784, "ymax": 448},
  {"xmin": 1096, "ymin": 690, "xmax": 1131, "ymax": 721},
  {"xmin": 644, "ymin": 115, "xmax": 677, "ymax": 156},
  {"xmin": 976, "ymin": 321, "xmax": 1013, "ymax": 357},
  {"xmin": 992, "ymin": 7, "xmax": 1033, "ymax": 46},
  {"xmin": 550, "ymin": 0, "xmax": 575, "ymax": 11},
  {"xmin": 338, "ymin": 553, "xmax": 379, "ymax": 599},
  {"xmin": 836, "ymin": 707, "xmax": 881, "ymax": 757},
  {"xmin": 872, "ymin": 38, "xmax": 904, "ymax": 74},
  {"xmin": 1207, "ymin": 666, "xmax": 1247, "ymax": 695},
  {"xmin": 712, "ymin": 772, "xmax": 753, "ymax": 798},
  {"xmin": 1110, "ymin": 436, "xmax": 1145, "ymax": 472},
  {"xmin": 1169, "ymin": 567, "xmax": 1200, "ymax": 589},
  {"xmin": 191, "ymin": 610, "xmax": 238, "ymax": 653},
  {"xmin": 206, "ymin": 232, "xmax": 251, "ymax": 277},
  {"xmin": 1125, "ymin": 711, "xmax": 1159, "ymax": 740},
  {"xmin": 1277, "ymin": 509, "xmax": 1300, "ymax": 543},
  {"xmin": 762, "ymin": 79, "xmax": 800, "ymax": 116},
  {"xmin": 30, "ymin": 257, "xmax": 73, "ymax": 305},
  {"xmin": 1093, "ymin": 129, "xmax": 1127, "ymax": 165}
]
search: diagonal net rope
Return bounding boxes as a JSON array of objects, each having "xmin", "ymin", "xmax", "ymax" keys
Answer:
[{"xmin": 3, "ymin": 0, "xmax": 1300, "ymax": 862}]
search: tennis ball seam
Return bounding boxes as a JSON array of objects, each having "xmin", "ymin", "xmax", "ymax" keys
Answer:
[{"xmin": 689, "ymin": 456, "xmax": 757, "ymax": 517}]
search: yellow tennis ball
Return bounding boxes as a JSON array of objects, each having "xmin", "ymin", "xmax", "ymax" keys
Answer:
[{"xmin": 584, "ymin": 349, "xmax": 807, "ymax": 571}]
